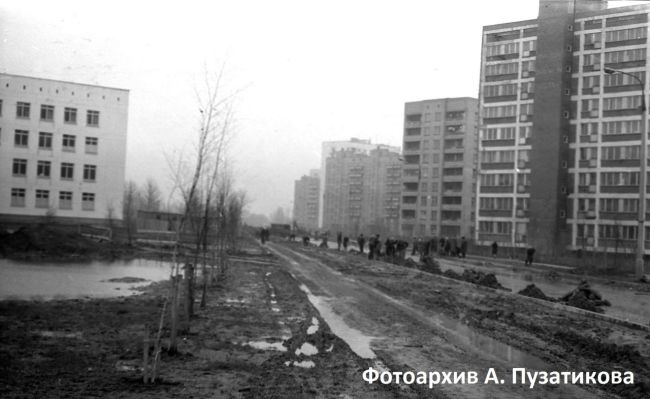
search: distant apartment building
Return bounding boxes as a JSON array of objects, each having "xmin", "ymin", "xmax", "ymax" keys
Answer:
[
  {"xmin": 0, "ymin": 73, "xmax": 129, "ymax": 225},
  {"xmin": 400, "ymin": 98, "xmax": 479, "ymax": 239},
  {"xmin": 319, "ymin": 138, "xmax": 400, "ymax": 228},
  {"xmin": 322, "ymin": 146, "xmax": 401, "ymax": 237},
  {"xmin": 293, "ymin": 169, "xmax": 320, "ymax": 231},
  {"xmin": 478, "ymin": 0, "xmax": 650, "ymax": 256}
]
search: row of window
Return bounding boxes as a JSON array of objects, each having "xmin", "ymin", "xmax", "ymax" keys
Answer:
[
  {"xmin": 11, "ymin": 159, "xmax": 97, "ymax": 181},
  {"xmin": 583, "ymin": 27, "xmax": 647, "ymax": 45},
  {"xmin": 10, "ymin": 188, "xmax": 95, "ymax": 210},
  {"xmin": 10, "ymin": 130, "xmax": 99, "ymax": 153},
  {"xmin": 2, "ymin": 100, "xmax": 101, "ymax": 126}
]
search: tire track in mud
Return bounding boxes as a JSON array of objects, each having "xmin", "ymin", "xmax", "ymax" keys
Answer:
[{"xmin": 267, "ymin": 243, "xmax": 602, "ymax": 399}]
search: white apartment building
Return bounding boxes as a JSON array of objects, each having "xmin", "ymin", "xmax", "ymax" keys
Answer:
[{"xmin": 0, "ymin": 73, "xmax": 129, "ymax": 225}]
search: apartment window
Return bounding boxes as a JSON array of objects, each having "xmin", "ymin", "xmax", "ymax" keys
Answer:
[
  {"xmin": 59, "ymin": 191, "xmax": 73, "ymax": 210},
  {"xmin": 14, "ymin": 130, "xmax": 28, "ymax": 147},
  {"xmin": 86, "ymin": 110, "xmax": 100, "ymax": 126},
  {"xmin": 83, "ymin": 164, "xmax": 97, "ymax": 181},
  {"xmin": 82, "ymin": 192, "xmax": 95, "ymax": 211},
  {"xmin": 40, "ymin": 105, "xmax": 54, "ymax": 121},
  {"xmin": 604, "ymin": 48, "xmax": 646, "ymax": 64},
  {"xmin": 35, "ymin": 190, "xmax": 50, "ymax": 208},
  {"xmin": 85, "ymin": 137, "xmax": 98, "ymax": 154},
  {"xmin": 603, "ymin": 96, "xmax": 643, "ymax": 111},
  {"xmin": 606, "ymin": 27, "xmax": 647, "ymax": 43},
  {"xmin": 11, "ymin": 188, "xmax": 26, "ymax": 207},
  {"xmin": 602, "ymin": 120, "xmax": 641, "ymax": 135},
  {"xmin": 64, "ymin": 107, "xmax": 77, "ymax": 124},
  {"xmin": 62, "ymin": 134, "xmax": 76, "ymax": 151},
  {"xmin": 38, "ymin": 132, "xmax": 53, "ymax": 149},
  {"xmin": 604, "ymin": 71, "xmax": 645, "ymax": 87},
  {"xmin": 37, "ymin": 161, "xmax": 51, "ymax": 178},
  {"xmin": 12, "ymin": 159, "xmax": 27, "ymax": 176},
  {"xmin": 16, "ymin": 102, "xmax": 30, "ymax": 118},
  {"xmin": 61, "ymin": 163, "xmax": 74, "ymax": 180}
]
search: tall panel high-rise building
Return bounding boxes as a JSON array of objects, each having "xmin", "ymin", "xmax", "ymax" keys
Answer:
[
  {"xmin": 400, "ymin": 97, "xmax": 479, "ymax": 239},
  {"xmin": 322, "ymin": 146, "xmax": 401, "ymax": 237},
  {"xmin": 293, "ymin": 169, "xmax": 320, "ymax": 231},
  {"xmin": 477, "ymin": 0, "xmax": 650, "ymax": 258}
]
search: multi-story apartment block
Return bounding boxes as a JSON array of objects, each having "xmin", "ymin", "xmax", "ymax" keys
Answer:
[
  {"xmin": 400, "ymin": 98, "xmax": 479, "ymax": 239},
  {"xmin": 0, "ymin": 74, "xmax": 129, "ymax": 225},
  {"xmin": 293, "ymin": 169, "xmax": 320, "ymax": 231},
  {"xmin": 478, "ymin": 0, "xmax": 650, "ymax": 257},
  {"xmin": 319, "ymin": 138, "xmax": 400, "ymax": 228},
  {"xmin": 322, "ymin": 146, "xmax": 401, "ymax": 237}
]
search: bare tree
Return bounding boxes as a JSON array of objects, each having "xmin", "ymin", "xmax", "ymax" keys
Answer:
[
  {"xmin": 122, "ymin": 181, "xmax": 140, "ymax": 245},
  {"xmin": 141, "ymin": 178, "xmax": 162, "ymax": 211},
  {"xmin": 163, "ymin": 63, "xmax": 239, "ymax": 353}
]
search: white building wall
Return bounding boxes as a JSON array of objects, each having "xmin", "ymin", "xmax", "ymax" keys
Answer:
[{"xmin": 0, "ymin": 74, "xmax": 129, "ymax": 222}]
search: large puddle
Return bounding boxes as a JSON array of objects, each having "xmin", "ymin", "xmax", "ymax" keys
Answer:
[
  {"xmin": 299, "ymin": 284, "xmax": 377, "ymax": 359},
  {"xmin": 0, "ymin": 258, "xmax": 173, "ymax": 300}
]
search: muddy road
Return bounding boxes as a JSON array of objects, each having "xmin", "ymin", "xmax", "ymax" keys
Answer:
[{"xmin": 268, "ymin": 241, "xmax": 650, "ymax": 399}]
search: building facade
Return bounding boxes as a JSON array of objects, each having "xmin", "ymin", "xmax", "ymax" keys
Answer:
[
  {"xmin": 293, "ymin": 169, "xmax": 320, "ymax": 231},
  {"xmin": 322, "ymin": 146, "xmax": 401, "ymax": 237},
  {"xmin": 0, "ymin": 74, "xmax": 129, "ymax": 225},
  {"xmin": 478, "ymin": 0, "xmax": 650, "ymax": 256},
  {"xmin": 318, "ymin": 138, "xmax": 399, "ymax": 228},
  {"xmin": 400, "ymin": 97, "xmax": 479, "ymax": 239}
]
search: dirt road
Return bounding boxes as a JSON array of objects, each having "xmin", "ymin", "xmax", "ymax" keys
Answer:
[{"xmin": 267, "ymin": 241, "xmax": 649, "ymax": 399}]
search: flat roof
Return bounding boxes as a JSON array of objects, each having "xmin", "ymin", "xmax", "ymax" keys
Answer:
[{"xmin": 0, "ymin": 72, "xmax": 129, "ymax": 92}]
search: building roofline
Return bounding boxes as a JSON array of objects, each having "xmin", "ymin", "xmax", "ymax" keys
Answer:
[
  {"xmin": 406, "ymin": 96, "xmax": 478, "ymax": 104},
  {"xmin": 483, "ymin": 18, "xmax": 538, "ymax": 31},
  {"xmin": 0, "ymin": 72, "xmax": 130, "ymax": 92},
  {"xmin": 576, "ymin": 3, "xmax": 650, "ymax": 19}
]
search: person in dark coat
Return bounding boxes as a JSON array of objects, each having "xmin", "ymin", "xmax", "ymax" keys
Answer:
[
  {"xmin": 336, "ymin": 232, "xmax": 343, "ymax": 251},
  {"xmin": 357, "ymin": 234, "xmax": 366, "ymax": 254},
  {"xmin": 343, "ymin": 236, "xmax": 349, "ymax": 251},
  {"xmin": 525, "ymin": 247, "xmax": 536, "ymax": 266},
  {"xmin": 491, "ymin": 241, "xmax": 498, "ymax": 258},
  {"xmin": 460, "ymin": 237, "xmax": 468, "ymax": 258}
]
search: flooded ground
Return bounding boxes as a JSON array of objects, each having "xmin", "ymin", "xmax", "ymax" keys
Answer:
[{"xmin": 0, "ymin": 258, "xmax": 172, "ymax": 300}]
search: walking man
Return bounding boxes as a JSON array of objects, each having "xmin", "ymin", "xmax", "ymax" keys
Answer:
[{"xmin": 357, "ymin": 234, "xmax": 366, "ymax": 254}]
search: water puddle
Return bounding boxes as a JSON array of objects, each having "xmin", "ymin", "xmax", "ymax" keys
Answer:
[
  {"xmin": 284, "ymin": 360, "xmax": 316, "ymax": 368},
  {"xmin": 271, "ymin": 307, "xmax": 281, "ymax": 312},
  {"xmin": 38, "ymin": 330, "xmax": 82, "ymax": 339},
  {"xmin": 299, "ymin": 284, "xmax": 376, "ymax": 359},
  {"xmin": 306, "ymin": 317, "xmax": 319, "ymax": 334},
  {"xmin": 295, "ymin": 342, "xmax": 318, "ymax": 356},
  {"xmin": 245, "ymin": 340, "xmax": 287, "ymax": 352}
]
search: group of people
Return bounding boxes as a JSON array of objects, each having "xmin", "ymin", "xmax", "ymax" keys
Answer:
[{"xmin": 411, "ymin": 236, "xmax": 468, "ymax": 258}]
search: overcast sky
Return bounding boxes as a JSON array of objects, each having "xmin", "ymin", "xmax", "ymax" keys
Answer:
[{"xmin": 1, "ymin": 0, "xmax": 643, "ymax": 216}]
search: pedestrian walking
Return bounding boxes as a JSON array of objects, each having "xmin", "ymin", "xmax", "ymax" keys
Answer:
[
  {"xmin": 357, "ymin": 234, "xmax": 366, "ymax": 254},
  {"xmin": 491, "ymin": 241, "xmax": 498, "ymax": 258},
  {"xmin": 343, "ymin": 236, "xmax": 349, "ymax": 251},
  {"xmin": 525, "ymin": 247, "xmax": 536, "ymax": 266},
  {"xmin": 336, "ymin": 232, "xmax": 343, "ymax": 251}
]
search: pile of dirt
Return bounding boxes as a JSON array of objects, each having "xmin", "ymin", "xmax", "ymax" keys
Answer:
[
  {"xmin": 460, "ymin": 269, "xmax": 507, "ymax": 290},
  {"xmin": 559, "ymin": 281, "xmax": 611, "ymax": 313},
  {"xmin": 442, "ymin": 269, "xmax": 462, "ymax": 279},
  {"xmin": 403, "ymin": 258, "xmax": 419, "ymax": 269},
  {"xmin": 0, "ymin": 224, "xmax": 105, "ymax": 258},
  {"xmin": 419, "ymin": 256, "xmax": 441, "ymax": 274},
  {"xmin": 517, "ymin": 284, "xmax": 552, "ymax": 301}
]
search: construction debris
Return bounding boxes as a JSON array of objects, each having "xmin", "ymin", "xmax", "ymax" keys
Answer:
[
  {"xmin": 559, "ymin": 281, "xmax": 611, "ymax": 313},
  {"xmin": 517, "ymin": 284, "xmax": 552, "ymax": 301}
]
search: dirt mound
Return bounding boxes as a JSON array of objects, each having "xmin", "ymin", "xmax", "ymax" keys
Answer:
[
  {"xmin": 460, "ymin": 269, "xmax": 507, "ymax": 290},
  {"xmin": 559, "ymin": 281, "xmax": 611, "ymax": 313},
  {"xmin": 443, "ymin": 269, "xmax": 462, "ymax": 279},
  {"xmin": 0, "ymin": 224, "xmax": 103, "ymax": 257},
  {"xmin": 403, "ymin": 258, "xmax": 419, "ymax": 269},
  {"xmin": 419, "ymin": 256, "xmax": 441, "ymax": 274},
  {"xmin": 518, "ymin": 284, "xmax": 551, "ymax": 301}
]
